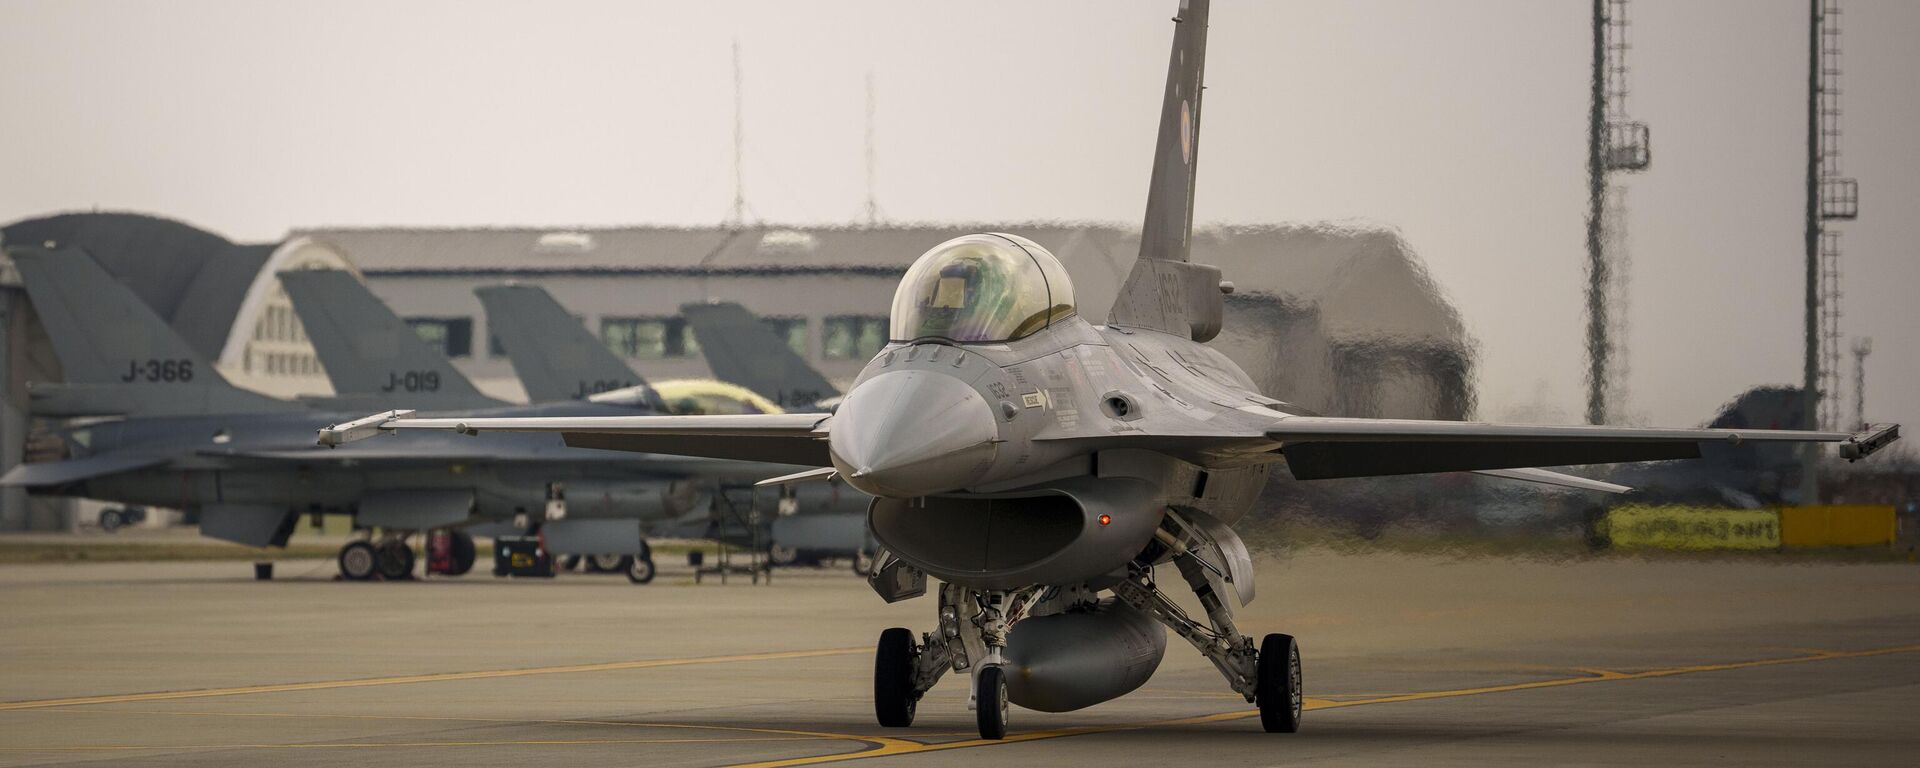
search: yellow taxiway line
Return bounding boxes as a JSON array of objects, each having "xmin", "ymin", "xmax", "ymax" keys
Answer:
[
  {"xmin": 0, "ymin": 647, "xmax": 865, "ymax": 712},
  {"xmin": 718, "ymin": 641, "xmax": 1920, "ymax": 768},
  {"xmin": 4, "ymin": 642, "xmax": 1915, "ymax": 760}
]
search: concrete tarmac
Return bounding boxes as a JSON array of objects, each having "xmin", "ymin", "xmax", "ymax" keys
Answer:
[{"xmin": 3, "ymin": 548, "xmax": 1919, "ymax": 766}]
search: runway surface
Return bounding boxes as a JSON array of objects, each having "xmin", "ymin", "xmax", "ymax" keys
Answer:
[{"xmin": 4, "ymin": 548, "xmax": 1918, "ymax": 766}]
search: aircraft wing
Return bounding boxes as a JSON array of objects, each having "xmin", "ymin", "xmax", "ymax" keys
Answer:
[
  {"xmin": 1265, "ymin": 417, "xmax": 1898, "ymax": 480},
  {"xmin": 321, "ymin": 413, "xmax": 835, "ymax": 467},
  {"xmin": 0, "ymin": 453, "xmax": 169, "ymax": 487}
]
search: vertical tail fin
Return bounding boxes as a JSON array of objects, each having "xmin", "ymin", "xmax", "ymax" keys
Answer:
[
  {"xmin": 277, "ymin": 269, "xmax": 503, "ymax": 410},
  {"xmin": 7, "ymin": 246, "xmax": 294, "ymax": 416},
  {"xmin": 681, "ymin": 302, "xmax": 840, "ymax": 409},
  {"xmin": 475, "ymin": 284, "xmax": 646, "ymax": 402},
  {"xmin": 1106, "ymin": 0, "xmax": 1226, "ymax": 342}
]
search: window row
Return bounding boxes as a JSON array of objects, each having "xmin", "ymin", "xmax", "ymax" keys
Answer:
[
  {"xmin": 399, "ymin": 314, "xmax": 889, "ymax": 362},
  {"xmin": 253, "ymin": 303, "xmax": 307, "ymax": 343},
  {"xmin": 252, "ymin": 350, "xmax": 321, "ymax": 376}
]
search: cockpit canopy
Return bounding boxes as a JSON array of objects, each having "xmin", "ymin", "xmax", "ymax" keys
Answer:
[{"xmin": 889, "ymin": 233, "xmax": 1076, "ymax": 344}]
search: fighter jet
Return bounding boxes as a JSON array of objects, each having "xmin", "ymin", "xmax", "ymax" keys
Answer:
[
  {"xmin": 480, "ymin": 286, "xmax": 869, "ymax": 567},
  {"xmin": 324, "ymin": 0, "xmax": 1901, "ymax": 739},
  {"xmin": 1, "ymin": 246, "xmax": 815, "ymax": 584}
]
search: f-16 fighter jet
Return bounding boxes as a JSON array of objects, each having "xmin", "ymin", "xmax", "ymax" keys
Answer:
[{"xmin": 322, "ymin": 0, "xmax": 1900, "ymax": 739}]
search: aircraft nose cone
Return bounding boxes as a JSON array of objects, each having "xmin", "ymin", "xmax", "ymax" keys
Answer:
[{"xmin": 830, "ymin": 369, "xmax": 998, "ymax": 498}]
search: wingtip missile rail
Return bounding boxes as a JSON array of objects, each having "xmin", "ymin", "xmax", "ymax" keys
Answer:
[
  {"xmin": 316, "ymin": 410, "xmax": 414, "ymax": 447},
  {"xmin": 1840, "ymin": 423, "xmax": 1900, "ymax": 462}
]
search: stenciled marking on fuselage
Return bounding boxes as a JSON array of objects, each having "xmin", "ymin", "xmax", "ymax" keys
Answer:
[{"xmin": 380, "ymin": 371, "xmax": 441, "ymax": 393}]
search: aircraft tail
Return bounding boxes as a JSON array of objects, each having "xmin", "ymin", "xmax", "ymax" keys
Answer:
[
  {"xmin": 682, "ymin": 301, "xmax": 840, "ymax": 409},
  {"xmin": 1106, "ymin": 0, "xmax": 1226, "ymax": 343},
  {"xmin": 278, "ymin": 269, "xmax": 503, "ymax": 409},
  {"xmin": 7, "ymin": 246, "xmax": 295, "ymax": 416},
  {"xmin": 475, "ymin": 284, "xmax": 645, "ymax": 402}
]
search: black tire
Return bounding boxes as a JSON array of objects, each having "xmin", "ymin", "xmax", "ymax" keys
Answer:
[
  {"xmin": 625, "ymin": 556, "xmax": 656, "ymax": 584},
  {"xmin": 338, "ymin": 541, "xmax": 378, "ymax": 581},
  {"xmin": 769, "ymin": 544, "xmax": 799, "ymax": 566},
  {"xmin": 253, "ymin": 562, "xmax": 274, "ymax": 581},
  {"xmin": 375, "ymin": 541, "xmax": 415, "ymax": 581},
  {"xmin": 874, "ymin": 627, "xmax": 918, "ymax": 727},
  {"xmin": 446, "ymin": 531, "xmax": 477, "ymax": 576},
  {"xmin": 589, "ymin": 553, "xmax": 627, "ymax": 573},
  {"xmin": 976, "ymin": 665, "xmax": 1008, "ymax": 740},
  {"xmin": 99, "ymin": 508, "xmax": 125, "ymax": 532},
  {"xmin": 1257, "ymin": 633, "xmax": 1303, "ymax": 733}
]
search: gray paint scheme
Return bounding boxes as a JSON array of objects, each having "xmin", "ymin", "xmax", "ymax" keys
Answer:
[
  {"xmin": 342, "ymin": 0, "xmax": 1897, "ymax": 738},
  {"xmin": 682, "ymin": 301, "xmax": 839, "ymax": 409},
  {"xmin": 476, "ymin": 284, "xmax": 643, "ymax": 402},
  {"xmin": 279, "ymin": 269, "xmax": 505, "ymax": 411},
  {"xmin": 11, "ymin": 247, "xmax": 295, "ymax": 417}
]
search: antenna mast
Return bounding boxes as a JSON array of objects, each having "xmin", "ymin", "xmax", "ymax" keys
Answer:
[
  {"xmin": 864, "ymin": 72, "xmax": 883, "ymax": 227},
  {"xmin": 725, "ymin": 40, "xmax": 752, "ymax": 228},
  {"xmin": 1584, "ymin": 0, "xmax": 1651, "ymax": 425},
  {"xmin": 1800, "ymin": 0, "xmax": 1860, "ymax": 502}
]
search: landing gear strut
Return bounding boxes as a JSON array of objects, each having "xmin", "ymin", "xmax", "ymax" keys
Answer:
[
  {"xmin": 869, "ymin": 581, "xmax": 1035, "ymax": 740},
  {"xmin": 1112, "ymin": 510, "xmax": 1302, "ymax": 734}
]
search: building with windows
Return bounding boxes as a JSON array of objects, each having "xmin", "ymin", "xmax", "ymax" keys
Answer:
[{"xmin": 301, "ymin": 223, "xmax": 1475, "ymax": 418}]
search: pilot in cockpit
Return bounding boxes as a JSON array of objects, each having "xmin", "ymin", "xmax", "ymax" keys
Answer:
[{"xmin": 891, "ymin": 233, "xmax": 1076, "ymax": 345}]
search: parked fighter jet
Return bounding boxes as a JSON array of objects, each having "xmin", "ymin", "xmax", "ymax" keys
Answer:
[
  {"xmin": 325, "ymin": 0, "xmax": 1901, "ymax": 739},
  {"xmin": 479, "ymin": 286, "xmax": 868, "ymax": 566},
  {"xmin": 0, "ymin": 247, "xmax": 809, "ymax": 583}
]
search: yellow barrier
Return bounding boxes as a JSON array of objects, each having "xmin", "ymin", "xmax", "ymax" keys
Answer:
[
  {"xmin": 1603, "ymin": 506, "xmax": 1779, "ymax": 550},
  {"xmin": 1779, "ymin": 505, "xmax": 1896, "ymax": 548}
]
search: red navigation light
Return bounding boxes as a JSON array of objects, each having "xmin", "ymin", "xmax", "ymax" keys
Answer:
[{"xmin": 1098, "ymin": 514, "xmax": 1112, "ymax": 526}]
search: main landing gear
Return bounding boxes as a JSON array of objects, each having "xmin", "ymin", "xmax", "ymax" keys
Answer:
[
  {"xmin": 869, "ymin": 510, "xmax": 1303, "ymax": 740},
  {"xmin": 339, "ymin": 532, "xmax": 477, "ymax": 581}
]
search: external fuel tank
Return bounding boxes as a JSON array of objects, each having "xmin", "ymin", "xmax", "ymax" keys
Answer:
[{"xmin": 1003, "ymin": 599, "xmax": 1167, "ymax": 713}]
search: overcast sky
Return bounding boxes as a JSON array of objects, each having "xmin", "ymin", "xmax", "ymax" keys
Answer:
[{"xmin": 2, "ymin": 0, "xmax": 1915, "ymax": 432}]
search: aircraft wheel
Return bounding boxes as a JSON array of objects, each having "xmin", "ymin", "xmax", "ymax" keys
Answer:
[
  {"xmin": 338, "ymin": 541, "xmax": 378, "ymax": 581},
  {"xmin": 446, "ymin": 531, "xmax": 477, "ymax": 576},
  {"xmin": 625, "ymin": 556, "xmax": 656, "ymax": 584},
  {"xmin": 375, "ymin": 541, "xmax": 415, "ymax": 581},
  {"xmin": 769, "ymin": 544, "xmax": 799, "ymax": 566},
  {"xmin": 98, "ymin": 508, "xmax": 126, "ymax": 532},
  {"xmin": 874, "ymin": 627, "xmax": 917, "ymax": 727},
  {"xmin": 590, "ymin": 553, "xmax": 627, "ymax": 573},
  {"xmin": 975, "ymin": 665, "xmax": 1008, "ymax": 740},
  {"xmin": 1257, "ymin": 633, "xmax": 1303, "ymax": 733}
]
